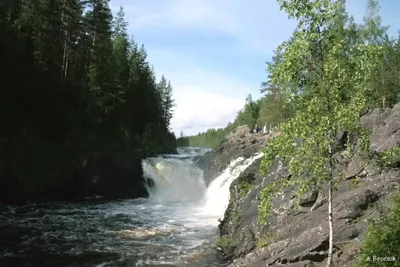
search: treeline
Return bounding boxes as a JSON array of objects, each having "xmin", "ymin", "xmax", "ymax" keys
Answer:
[
  {"xmin": 176, "ymin": 87, "xmax": 290, "ymax": 148},
  {"xmin": 177, "ymin": 128, "xmax": 230, "ymax": 148},
  {"xmin": 0, "ymin": 1, "xmax": 176, "ymax": 202},
  {"xmin": 177, "ymin": 0, "xmax": 400, "ymax": 149},
  {"xmin": 176, "ymin": 89, "xmax": 292, "ymax": 148}
]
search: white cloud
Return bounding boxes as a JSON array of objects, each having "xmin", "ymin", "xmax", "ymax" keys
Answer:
[
  {"xmin": 111, "ymin": 0, "xmax": 297, "ymax": 54},
  {"xmin": 170, "ymin": 86, "xmax": 243, "ymax": 136},
  {"xmin": 143, "ymin": 49, "xmax": 248, "ymax": 136}
]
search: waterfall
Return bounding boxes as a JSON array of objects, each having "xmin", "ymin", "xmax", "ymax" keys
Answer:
[{"xmin": 142, "ymin": 148, "xmax": 263, "ymax": 221}]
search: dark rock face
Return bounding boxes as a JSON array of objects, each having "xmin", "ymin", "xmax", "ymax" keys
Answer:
[
  {"xmin": 75, "ymin": 152, "xmax": 149, "ymax": 200},
  {"xmin": 217, "ymin": 157, "xmax": 268, "ymax": 260},
  {"xmin": 195, "ymin": 126, "xmax": 271, "ymax": 185},
  {"xmin": 216, "ymin": 105, "xmax": 400, "ymax": 267},
  {"xmin": 0, "ymin": 147, "xmax": 148, "ymax": 203}
]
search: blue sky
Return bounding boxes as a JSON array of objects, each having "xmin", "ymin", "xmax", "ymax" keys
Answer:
[{"xmin": 109, "ymin": 0, "xmax": 400, "ymax": 136}]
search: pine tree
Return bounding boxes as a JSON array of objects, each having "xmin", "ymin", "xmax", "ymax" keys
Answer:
[
  {"xmin": 163, "ymin": 80, "xmax": 175, "ymax": 128},
  {"xmin": 0, "ymin": 0, "xmax": 177, "ymax": 202},
  {"xmin": 83, "ymin": 0, "xmax": 115, "ymax": 114},
  {"xmin": 112, "ymin": 6, "xmax": 130, "ymax": 91}
]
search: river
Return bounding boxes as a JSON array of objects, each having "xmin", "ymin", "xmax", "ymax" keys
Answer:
[{"xmin": 0, "ymin": 147, "xmax": 263, "ymax": 267}]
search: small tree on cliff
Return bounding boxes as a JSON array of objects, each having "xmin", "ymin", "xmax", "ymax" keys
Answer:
[{"xmin": 257, "ymin": 1, "xmax": 382, "ymax": 267}]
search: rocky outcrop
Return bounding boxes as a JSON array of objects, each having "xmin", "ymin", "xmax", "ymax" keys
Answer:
[
  {"xmin": 361, "ymin": 103, "xmax": 400, "ymax": 152},
  {"xmin": 196, "ymin": 126, "xmax": 273, "ymax": 185},
  {"xmin": 216, "ymin": 104, "xmax": 400, "ymax": 267}
]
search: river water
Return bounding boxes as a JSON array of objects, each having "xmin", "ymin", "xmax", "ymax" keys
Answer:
[{"xmin": 0, "ymin": 147, "xmax": 263, "ymax": 267}]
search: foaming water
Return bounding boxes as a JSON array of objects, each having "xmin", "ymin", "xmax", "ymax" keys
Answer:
[
  {"xmin": 0, "ymin": 147, "xmax": 263, "ymax": 267},
  {"xmin": 142, "ymin": 157, "xmax": 206, "ymax": 202},
  {"xmin": 199, "ymin": 153, "xmax": 264, "ymax": 218},
  {"xmin": 176, "ymin": 147, "xmax": 212, "ymax": 155}
]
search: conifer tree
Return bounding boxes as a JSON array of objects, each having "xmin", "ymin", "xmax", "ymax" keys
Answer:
[{"xmin": 0, "ymin": 0, "xmax": 177, "ymax": 202}]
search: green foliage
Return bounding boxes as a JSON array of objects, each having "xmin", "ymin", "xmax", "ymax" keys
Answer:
[
  {"xmin": 232, "ymin": 210, "xmax": 241, "ymax": 225},
  {"xmin": 238, "ymin": 180, "xmax": 254, "ymax": 197},
  {"xmin": 256, "ymin": 238, "xmax": 268, "ymax": 248},
  {"xmin": 255, "ymin": 231, "xmax": 278, "ymax": 248},
  {"xmin": 258, "ymin": 0, "xmax": 383, "ymax": 225},
  {"xmin": 260, "ymin": 49, "xmax": 294, "ymax": 124},
  {"xmin": 176, "ymin": 127, "xmax": 229, "ymax": 148},
  {"xmin": 379, "ymin": 147, "xmax": 400, "ymax": 167},
  {"xmin": 357, "ymin": 191, "xmax": 400, "ymax": 267},
  {"xmin": 217, "ymin": 236, "xmax": 233, "ymax": 248},
  {"xmin": 350, "ymin": 177, "xmax": 362, "ymax": 188},
  {"xmin": 360, "ymin": 0, "xmax": 400, "ymax": 108},
  {"xmin": 235, "ymin": 94, "xmax": 261, "ymax": 130},
  {"xmin": 0, "ymin": 1, "xmax": 176, "ymax": 202}
]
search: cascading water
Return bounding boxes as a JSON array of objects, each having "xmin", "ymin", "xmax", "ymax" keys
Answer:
[
  {"xmin": 0, "ymin": 147, "xmax": 264, "ymax": 267},
  {"xmin": 199, "ymin": 153, "xmax": 264, "ymax": 218},
  {"xmin": 142, "ymin": 157, "xmax": 206, "ymax": 202}
]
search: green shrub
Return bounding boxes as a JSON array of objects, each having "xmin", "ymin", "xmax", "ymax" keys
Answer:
[
  {"xmin": 256, "ymin": 238, "xmax": 268, "ymax": 248},
  {"xmin": 232, "ymin": 210, "xmax": 240, "ymax": 225},
  {"xmin": 379, "ymin": 146, "xmax": 400, "ymax": 168},
  {"xmin": 239, "ymin": 180, "xmax": 254, "ymax": 197},
  {"xmin": 217, "ymin": 236, "xmax": 233, "ymax": 248},
  {"xmin": 357, "ymin": 191, "xmax": 400, "ymax": 266}
]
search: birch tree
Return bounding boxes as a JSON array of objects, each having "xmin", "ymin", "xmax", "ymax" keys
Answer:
[{"xmin": 257, "ymin": 1, "xmax": 382, "ymax": 266}]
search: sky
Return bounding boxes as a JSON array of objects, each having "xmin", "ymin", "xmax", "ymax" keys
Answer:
[{"xmin": 109, "ymin": 0, "xmax": 400, "ymax": 136}]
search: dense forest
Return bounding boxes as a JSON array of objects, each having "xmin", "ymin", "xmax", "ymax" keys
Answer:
[
  {"xmin": 177, "ymin": 0, "xmax": 400, "ymax": 148},
  {"xmin": 0, "ymin": 1, "xmax": 177, "ymax": 203}
]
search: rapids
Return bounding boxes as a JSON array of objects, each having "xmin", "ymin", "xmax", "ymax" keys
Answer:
[{"xmin": 0, "ymin": 147, "xmax": 263, "ymax": 267}]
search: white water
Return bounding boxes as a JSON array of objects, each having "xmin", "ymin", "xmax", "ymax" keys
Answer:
[
  {"xmin": 199, "ymin": 152, "xmax": 264, "ymax": 217},
  {"xmin": 142, "ymin": 158, "xmax": 206, "ymax": 202},
  {"xmin": 0, "ymin": 147, "xmax": 263, "ymax": 267},
  {"xmin": 143, "ymin": 150, "xmax": 264, "ymax": 227}
]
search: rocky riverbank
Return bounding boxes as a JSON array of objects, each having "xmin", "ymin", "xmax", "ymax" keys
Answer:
[
  {"xmin": 195, "ymin": 126, "xmax": 274, "ymax": 186},
  {"xmin": 197, "ymin": 104, "xmax": 400, "ymax": 267}
]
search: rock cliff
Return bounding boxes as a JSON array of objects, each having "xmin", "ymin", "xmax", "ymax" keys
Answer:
[
  {"xmin": 195, "ymin": 126, "xmax": 273, "ymax": 186},
  {"xmin": 200, "ymin": 104, "xmax": 400, "ymax": 267}
]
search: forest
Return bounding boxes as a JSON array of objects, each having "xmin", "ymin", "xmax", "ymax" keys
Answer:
[
  {"xmin": 177, "ymin": 0, "xmax": 400, "ymax": 148},
  {"xmin": 0, "ymin": 1, "xmax": 176, "ymax": 203}
]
